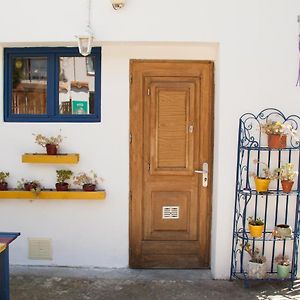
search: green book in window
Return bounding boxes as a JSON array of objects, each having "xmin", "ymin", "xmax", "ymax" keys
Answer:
[{"xmin": 72, "ymin": 100, "xmax": 88, "ymax": 114}]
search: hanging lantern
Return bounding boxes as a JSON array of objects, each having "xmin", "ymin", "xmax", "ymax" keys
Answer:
[
  {"xmin": 76, "ymin": 34, "xmax": 93, "ymax": 57},
  {"xmin": 76, "ymin": 0, "xmax": 94, "ymax": 57}
]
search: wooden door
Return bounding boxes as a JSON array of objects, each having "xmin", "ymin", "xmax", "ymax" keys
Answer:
[{"xmin": 129, "ymin": 60, "xmax": 214, "ymax": 268}]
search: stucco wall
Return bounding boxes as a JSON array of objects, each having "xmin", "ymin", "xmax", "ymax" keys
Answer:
[{"xmin": 0, "ymin": 0, "xmax": 300, "ymax": 279}]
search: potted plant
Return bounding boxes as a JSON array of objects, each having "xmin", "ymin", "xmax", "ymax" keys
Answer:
[
  {"xmin": 261, "ymin": 120, "xmax": 297, "ymax": 149},
  {"xmin": 33, "ymin": 132, "xmax": 64, "ymax": 155},
  {"xmin": 248, "ymin": 216, "xmax": 264, "ymax": 238},
  {"xmin": 17, "ymin": 178, "xmax": 41, "ymax": 194},
  {"xmin": 275, "ymin": 255, "xmax": 290, "ymax": 279},
  {"xmin": 56, "ymin": 170, "xmax": 73, "ymax": 191},
  {"xmin": 274, "ymin": 163, "xmax": 297, "ymax": 193},
  {"xmin": 273, "ymin": 224, "xmax": 293, "ymax": 239},
  {"xmin": 73, "ymin": 170, "xmax": 102, "ymax": 191},
  {"xmin": 251, "ymin": 159, "xmax": 274, "ymax": 192},
  {"xmin": 0, "ymin": 172, "xmax": 9, "ymax": 191},
  {"xmin": 243, "ymin": 242, "xmax": 267, "ymax": 279}
]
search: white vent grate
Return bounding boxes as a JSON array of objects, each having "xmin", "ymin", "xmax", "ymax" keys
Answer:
[
  {"xmin": 162, "ymin": 206, "xmax": 179, "ymax": 219},
  {"xmin": 28, "ymin": 238, "xmax": 52, "ymax": 260}
]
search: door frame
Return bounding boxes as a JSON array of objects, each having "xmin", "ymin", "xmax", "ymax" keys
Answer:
[{"xmin": 129, "ymin": 59, "xmax": 214, "ymax": 268}]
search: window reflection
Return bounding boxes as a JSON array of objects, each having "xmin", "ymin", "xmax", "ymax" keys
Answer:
[
  {"xmin": 59, "ymin": 57, "xmax": 95, "ymax": 115},
  {"xmin": 12, "ymin": 57, "xmax": 47, "ymax": 114}
]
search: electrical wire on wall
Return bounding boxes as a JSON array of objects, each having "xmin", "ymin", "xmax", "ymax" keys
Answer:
[{"xmin": 296, "ymin": 15, "xmax": 300, "ymax": 86}]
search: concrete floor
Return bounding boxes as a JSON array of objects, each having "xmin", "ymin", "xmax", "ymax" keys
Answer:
[{"xmin": 10, "ymin": 266, "xmax": 300, "ymax": 300}]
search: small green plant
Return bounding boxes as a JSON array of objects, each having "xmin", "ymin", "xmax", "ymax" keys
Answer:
[
  {"xmin": 17, "ymin": 178, "xmax": 29, "ymax": 190},
  {"xmin": 73, "ymin": 170, "xmax": 102, "ymax": 186},
  {"xmin": 247, "ymin": 216, "xmax": 264, "ymax": 226},
  {"xmin": 251, "ymin": 159, "xmax": 275, "ymax": 179},
  {"xmin": 274, "ymin": 163, "xmax": 297, "ymax": 181},
  {"xmin": 275, "ymin": 254, "xmax": 290, "ymax": 266},
  {"xmin": 33, "ymin": 131, "xmax": 64, "ymax": 147},
  {"xmin": 56, "ymin": 170, "xmax": 73, "ymax": 183},
  {"xmin": 17, "ymin": 178, "xmax": 41, "ymax": 194},
  {"xmin": 243, "ymin": 242, "xmax": 266, "ymax": 264},
  {"xmin": 0, "ymin": 172, "xmax": 9, "ymax": 183}
]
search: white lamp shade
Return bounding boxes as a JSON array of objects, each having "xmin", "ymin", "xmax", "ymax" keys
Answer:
[{"xmin": 76, "ymin": 35, "xmax": 93, "ymax": 56}]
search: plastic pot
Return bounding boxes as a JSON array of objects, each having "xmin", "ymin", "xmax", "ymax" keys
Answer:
[
  {"xmin": 277, "ymin": 264, "xmax": 290, "ymax": 279},
  {"xmin": 248, "ymin": 224, "xmax": 264, "ymax": 238},
  {"xmin": 254, "ymin": 177, "xmax": 271, "ymax": 192},
  {"xmin": 275, "ymin": 224, "xmax": 292, "ymax": 239}
]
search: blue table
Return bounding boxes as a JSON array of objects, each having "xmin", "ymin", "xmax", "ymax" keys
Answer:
[{"xmin": 0, "ymin": 232, "xmax": 20, "ymax": 300}]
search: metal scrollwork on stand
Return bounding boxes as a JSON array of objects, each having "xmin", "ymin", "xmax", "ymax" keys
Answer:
[{"xmin": 230, "ymin": 108, "xmax": 300, "ymax": 289}]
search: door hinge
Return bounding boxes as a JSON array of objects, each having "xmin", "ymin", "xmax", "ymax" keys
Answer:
[
  {"xmin": 148, "ymin": 162, "xmax": 150, "ymax": 171},
  {"xmin": 147, "ymin": 88, "xmax": 150, "ymax": 96},
  {"xmin": 129, "ymin": 191, "xmax": 132, "ymax": 201},
  {"xmin": 130, "ymin": 74, "xmax": 133, "ymax": 84},
  {"xmin": 129, "ymin": 132, "xmax": 132, "ymax": 144}
]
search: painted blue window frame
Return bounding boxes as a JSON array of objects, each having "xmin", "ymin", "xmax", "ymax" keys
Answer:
[{"xmin": 4, "ymin": 47, "xmax": 101, "ymax": 122}]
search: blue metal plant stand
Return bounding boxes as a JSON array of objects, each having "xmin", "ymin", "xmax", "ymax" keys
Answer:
[{"xmin": 230, "ymin": 108, "xmax": 300, "ymax": 288}]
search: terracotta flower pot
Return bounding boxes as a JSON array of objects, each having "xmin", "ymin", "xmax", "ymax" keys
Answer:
[
  {"xmin": 248, "ymin": 224, "xmax": 264, "ymax": 238},
  {"xmin": 254, "ymin": 177, "xmax": 271, "ymax": 192},
  {"xmin": 83, "ymin": 184, "xmax": 96, "ymax": 191},
  {"xmin": 268, "ymin": 134, "xmax": 287, "ymax": 149},
  {"xmin": 0, "ymin": 182, "xmax": 8, "ymax": 191},
  {"xmin": 55, "ymin": 182, "xmax": 69, "ymax": 191},
  {"xmin": 24, "ymin": 182, "xmax": 38, "ymax": 191},
  {"xmin": 46, "ymin": 144, "xmax": 57, "ymax": 155},
  {"xmin": 281, "ymin": 180, "xmax": 294, "ymax": 193}
]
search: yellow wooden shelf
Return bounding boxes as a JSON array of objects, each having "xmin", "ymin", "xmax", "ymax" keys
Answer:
[
  {"xmin": 0, "ymin": 243, "xmax": 6, "ymax": 253},
  {"xmin": 0, "ymin": 190, "xmax": 106, "ymax": 200},
  {"xmin": 22, "ymin": 153, "xmax": 80, "ymax": 164}
]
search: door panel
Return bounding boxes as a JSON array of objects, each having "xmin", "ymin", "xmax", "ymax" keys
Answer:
[
  {"xmin": 154, "ymin": 88, "xmax": 189, "ymax": 169},
  {"xmin": 130, "ymin": 60, "xmax": 214, "ymax": 268},
  {"xmin": 144, "ymin": 190, "xmax": 194, "ymax": 241},
  {"xmin": 150, "ymin": 78, "xmax": 194, "ymax": 175},
  {"xmin": 148, "ymin": 78, "xmax": 196, "ymax": 175}
]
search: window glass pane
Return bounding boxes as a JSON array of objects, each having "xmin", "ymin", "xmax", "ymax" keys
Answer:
[
  {"xmin": 59, "ymin": 56, "xmax": 95, "ymax": 115},
  {"xmin": 12, "ymin": 57, "xmax": 47, "ymax": 114}
]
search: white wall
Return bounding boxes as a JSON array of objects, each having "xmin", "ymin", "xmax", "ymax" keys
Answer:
[
  {"xmin": 0, "ymin": 0, "xmax": 300, "ymax": 279},
  {"xmin": 0, "ymin": 43, "xmax": 218, "ymax": 268}
]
